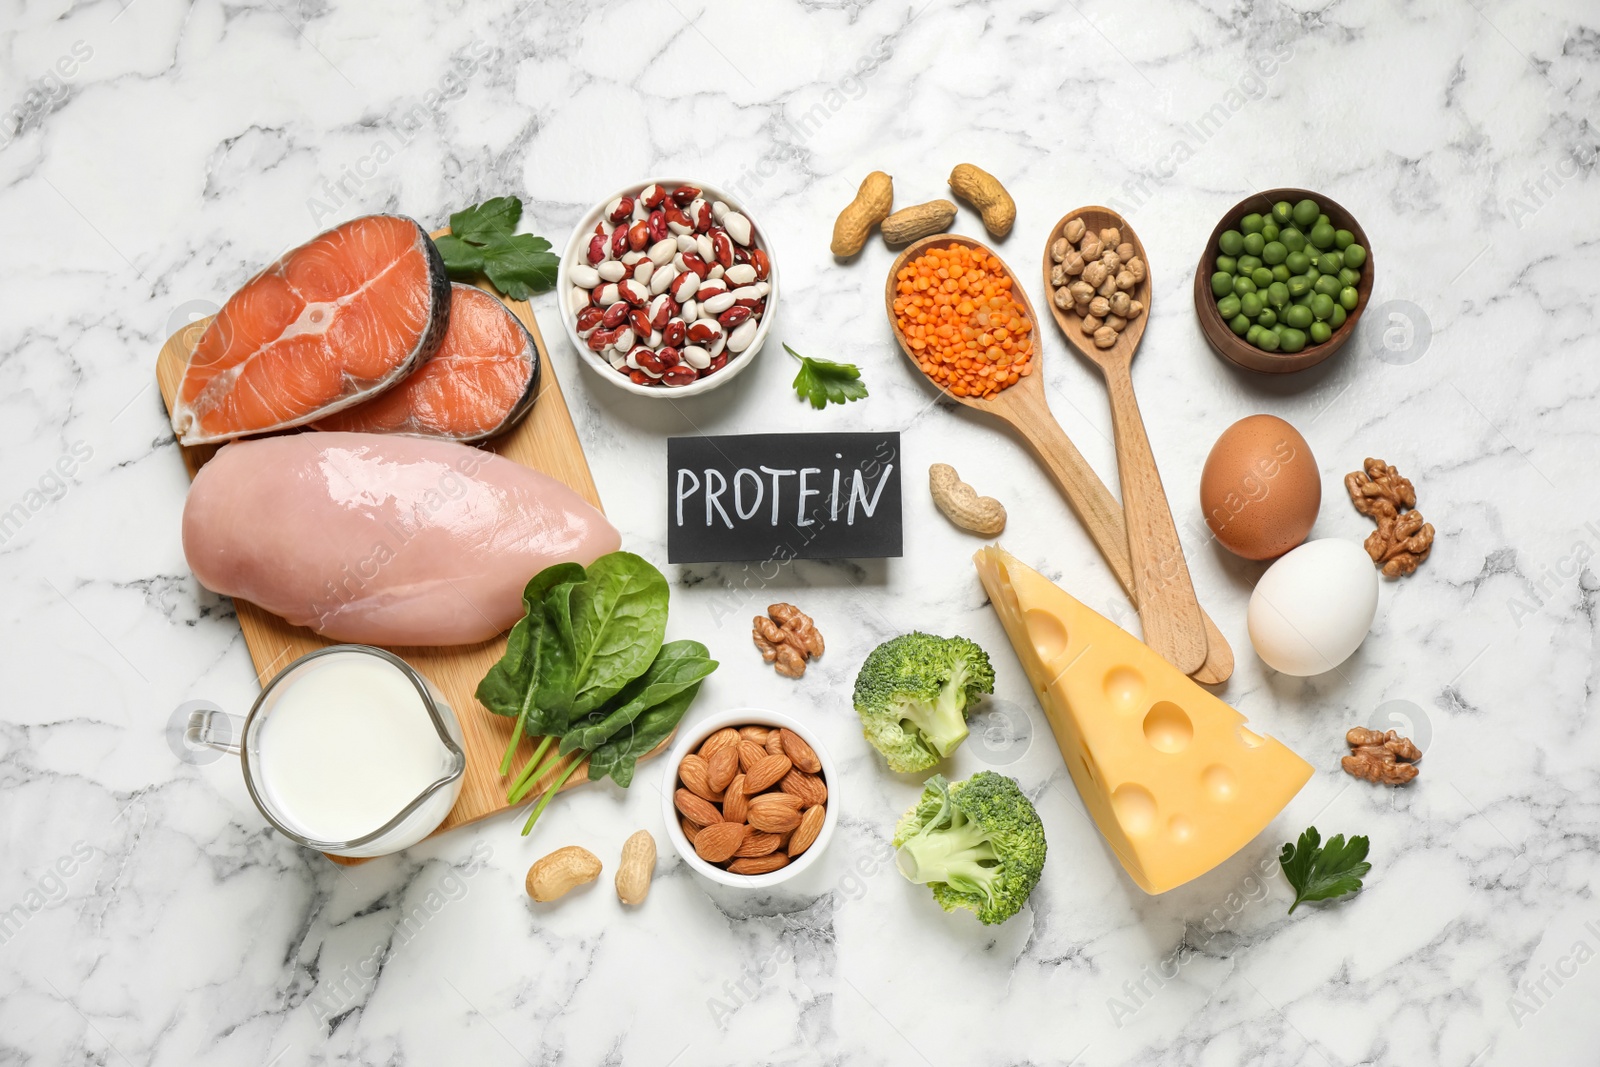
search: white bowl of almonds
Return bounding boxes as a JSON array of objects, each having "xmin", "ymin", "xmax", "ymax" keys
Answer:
[{"xmin": 662, "ymin": 708, "xmax": 837, "ymax": 888}]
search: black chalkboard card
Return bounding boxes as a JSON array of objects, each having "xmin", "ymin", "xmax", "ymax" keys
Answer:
[{"xmin": 667, "ymin": 432, "xmax": 903, "ymax": 563}]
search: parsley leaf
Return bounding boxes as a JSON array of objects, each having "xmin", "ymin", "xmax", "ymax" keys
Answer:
[
  {"xmin": 433, "ymin": 196, "xmax": 558, "ymax": 301},
  {"xmin": 449, "ymin": 196, "xmax": 522, "ymax": 243},
  {"xmin": 1280, "ymin": 826, "xmax": 1372, "ymax": 914},
  {"xmin": 480, "ymin": 232, "xmax": 558, "ymax": 302},
  {"xmin": 786, "ymin": 343, "xmax": 868, "ymax": 409}
]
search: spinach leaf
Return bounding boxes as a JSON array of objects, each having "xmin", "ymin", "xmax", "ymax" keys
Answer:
[
  {"xmin": 559, "ymin": 641, "xmax": 717, "ymax": 755},
  {"xmin": 566, "ymin": 552, "xmax": 670, "ymax": 716},
  {"xmin": 475, "ymin": 562, "xmax": 586, "ymax": 732},
  {"xmin": 586, "ymin": 682, "xmax": 706, "ymax": 788}
]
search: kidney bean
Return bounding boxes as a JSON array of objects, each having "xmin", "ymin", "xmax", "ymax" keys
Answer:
[
  {"xmin": 670, "ymin": 269, "xmax": 699, "ymax": 303},
  {"xmin": 670, "ymin": 184, "xmax": 701, "ymax": 207},
  {"xmin": 711, "ymin": 229, "xmax": 734, "ymax": 268},
  {"xmin": 612, "ymin": 327, "xmax": 634, "ymax": 351},
  {"xmin": 662, "ymin": 319, "xmax": 687, "ymax": 347},
  {"xmin": 587, "ymin": 326, "xmax": 619, "ymax": 351},
  {"xmin": 627, "ymin": 368, "xmax": 657, "ymax": 386},
  {"xmin": 718, "ymin": 305, "xmax": 751, "ymax": 329},
  {"xmin": 576, "ymin": 306, "xmax": 604, "ymax": 332},
  {"xmin": 628, "ymin": 308, "xmax": 652, "ymax": 336},
  {"xmin": 619, "ymin": 279, "xmax": 650, "ymax": 307},
  {"xmin": 635, "ymin": 348, "xmax": 666, "ymax": 375},
  {"xmin": 587, "ymin": 233, "xmax": 608, "ymax": 264},
  {"xmin": 601, "ymin": 301, "xmax": 630, "ymax": 328},
  {"xmin": 606, "ymin": 196, "xmax": 634, "ymax": 225},
  {"xmin": 693, "ymin": 200, "xmax": 713, "ymax": 233},
  {"xmin": 665, "ymin": 204, "xmax": 693, "ymax": 235},
  {"xmin": 640, "ymin": 183, "xmax": 666, "ymax": 209},
  {"xmin": 680, "ymin": 251, "xmax": 710, "ymax": 278},
  {"xmin": 649, "ymin": 294, "xmax": 679, "ymax": 329},
  {"xmin": 647, "ymin": 210, "xmax": 669, "ymax": 243},
  {"xmin": 626, "ymin": 221, "xmax": 650, "ymax": 252},
  {"xmin": 687, "ymin": 319, "xmax": 722, "ymax": 345},
  {"xmin": 749, "ymin": 247, "xmax": 771, "ymax": 281},
  {"xmin": 662, "ymin": 364, "xmax": 698, "ymax": 387},
  {"xmin": 609, "ymin": 226, "xmax": 630, "ymax": 258}
]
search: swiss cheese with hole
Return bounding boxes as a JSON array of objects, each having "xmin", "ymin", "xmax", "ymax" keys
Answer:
[{"xmin": 974, "ymin": 546, "xmax": 1312, "ymax": 894}]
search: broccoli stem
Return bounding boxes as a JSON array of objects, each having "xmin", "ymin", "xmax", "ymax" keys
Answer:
[
  {"xmin": 900, "ymin": 674, "xmax": 972, "ymax": 759},
  {"xmin": 895, "ymin": 818, "xmax": 999, "ymax": 899}
]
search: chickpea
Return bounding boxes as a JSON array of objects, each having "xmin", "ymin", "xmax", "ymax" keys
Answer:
[{"xmin": 1063, "ymin": 218, "xmax": 1087, "ymax": 243}]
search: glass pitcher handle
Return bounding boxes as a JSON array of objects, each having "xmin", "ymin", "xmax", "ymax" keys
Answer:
[{"xmin": 183, "ymin": 701, "xmax": 244, "ymax": 756}]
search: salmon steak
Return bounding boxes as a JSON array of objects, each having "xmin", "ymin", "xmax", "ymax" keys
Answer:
[
  {"xmin": 314, "ymin": 283, "xmax": 540, "ymax": 442},
  {"xmin": 181, "ymin": 432, "xmax": 620, "ymax": 646},
  {"xmin": 170, "ymin": 215, "xmax": 450, "ymax": 446}
]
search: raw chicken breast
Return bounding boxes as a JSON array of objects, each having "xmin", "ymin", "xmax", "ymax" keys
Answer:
[{"xmin": 182, "ymin": 432, "xmax": 619, "ymax": 645}]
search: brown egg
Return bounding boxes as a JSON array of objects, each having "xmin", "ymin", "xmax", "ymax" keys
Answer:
[{"xmin": 1199, "ymin": 414, "xmax": 1320, "ymax": 560}]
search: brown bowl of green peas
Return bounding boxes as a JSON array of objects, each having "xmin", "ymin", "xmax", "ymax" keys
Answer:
[{"xmin": 1193, "ymin": 189, "xmax": 1373, "ymax": 374}]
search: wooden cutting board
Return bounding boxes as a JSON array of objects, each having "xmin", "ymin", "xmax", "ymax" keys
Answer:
[{"xmin": 156, "ymin": 258, "xmax": 662, "ymax": 862}]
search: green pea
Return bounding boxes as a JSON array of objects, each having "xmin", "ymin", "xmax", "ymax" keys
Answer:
[
  {"xmin": 1233, "ymin": 276, "xmax": 1257, "ymax": 296},
  {"xmin": 1236, "ymin": 254, "xmax": 1263, "ymax": 273},
  {"xmin": 1230, "ymin": 313, "xmax": 1251, "ymax": 336},
  {"xmin": 1285, "ymin": 304, "xmax": 1313, "ymax": 329},
  {"xmin": 1242, "ymin": 232, "xmax": 1266, "ymax": 256},
  {"xmin": 1277, "ymin": 327, "xmax": 1307, "ymax": 354},
  {"xmin": 1280, "ymin": 228, "xmax": 1306, "ymax": 253},
  {"xmin": 1267, "ymin": 281, "xmax": 1290, "ymax": 308},
  {"xmin": 1217, "ymin": 294, "xmax": 1242, "ymax": 319},
  {"xmin": 1343, "ymin": 244, "xmax": 1367, "ymax": 269},
  {"xmin": 1285, "ymin": 251, "xmax": 1311, "ymax": 274},
  {"xmin": 1334, "ymin": 229, "xmax": 1354, "ymax": 250},
  {"xmin": 1292, "ymin": 199, "xmax": 1320, "ymax": 228},
  {"xmin": 1257, "ymin": 307, "xmax": 1278, "ymax": 328},
  {"xmin": 1313, "ymin": 274, "xmax": 1343, "ymax": 297},
  {"xmin": 1251, "ymin": 267, "xmax": 1274, "ymax": 288},
  {"xmin": 1287, "ymin": 275, "xmax": 1311, "ymax": 298},
  {"xmin": 1304, "ymin": 265, "xmax": 1320, "ymax": 282},
  {"xmin": 1339, "ymin": 286, "xmax": 1359, "ymax": 310},
  {"xmin": 1310, "ymin": 222, "xmax": 1336, "ymax": 249},
  {"xmin": 1215, "ymin": 254, "xmax": 1238, "ymax": 274},
  {"xmin": 1338, "ymin": 267, "xmax": 1361, "ymax": 288},
  {"xmin": 1219, "ymin": 230, "xmax": 1245, "ymax": 256},
  {"xmin": 1317, "ymin": 213, "xmax": 1330, "ymax": 227},
  {"xmin": 1271, "ymin": 264, "xmax": 1292, "ymax": 282},
  {"xmin": 1261, "ymin": 222, "xmax": 1280, "ymax": 242},
  {"xmin": 1262, "ymin": 241, "xmax": 1287, "ymax": 265},
  {"xmin": 1256, "ymin": 329, "xmax": 1281, "ymax": 352},
  {"xmin": 1309, "ymin": 321, "xmax": 1332, "ymax": 344},
  {"xmin": 1292, "ymin": 291, "xmax": 1313, "ymax": 306},
  {"xmin": 1329, "ymin": 304, "xmax": 1347, "ymax": 328},
  {"xmin": 1241, "ymin": 212, "xmax": 1266, "ymax": 235},
  {"xmin": 1317, "ymin": 252, "xmax": 1342, "ymax": 274},
  {"xmin": 1239, "ymin": 291, "xmax": 1264, "ymax": 317},
  {"xmin": 1310, "ymin": 292, "xmax": 1335, "ymax": 320},
  {"xmin": 1272, "ymin": 201, "xmax": 1294, "ymax": 227},
  {"xmin": 1211, "ymin": 271, "xmax": 1233, "ymax": 297},
  {"xmin": 1246, "ymin": 324, "xmax": 1265, "ymax": 345}
]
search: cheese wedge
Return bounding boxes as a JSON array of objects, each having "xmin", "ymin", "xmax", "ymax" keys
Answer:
[{"xmin": 974, "ymin": 546, "xmax": 1312, "ymax": 894}]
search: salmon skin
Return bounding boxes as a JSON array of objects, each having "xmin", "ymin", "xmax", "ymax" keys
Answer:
[
  {"xmin": 181, "ymin": 432, "xmax": 621, "ymax": 646},
  {"xmin": 314, "ymin": 283, "xmax": 541, "ymax": 442},
  {"xmin": 170, "ymin": 215, "xmax": 450, "ymax": 446}
]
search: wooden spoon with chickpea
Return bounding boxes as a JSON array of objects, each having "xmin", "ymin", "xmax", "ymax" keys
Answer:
[
  {"xmin": 886, "ymin": 233, "xmax": 1232, "ymax": 684},
  {"xmin": 1040, "ymin": 208, "xmax": 1208, "ymax": 677}
]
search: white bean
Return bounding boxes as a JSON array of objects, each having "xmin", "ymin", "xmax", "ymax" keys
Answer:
[
  {"xmin": 754, "ymin": 281, "xmax": 770, "ymax": 297},
  {"xmin": 676, "ymin": 233, "xmax": 697, "ymax": 252},
  {"xmin": 613, "ymin": 327, "xmax": 634, "ymax": 352},
  {"xmin": 569, "ymin": 263, "xmax": 600, "ymax": 289},
  {"xmin": 724, "ymin": 264, "xmax": 757, "ymax": 286},
  {"xmin": 726, "ymin": 318, "xmax": 758, "ymax": 353},
  {"xmin": 712, "ymin": 200, "xmax": 729, "ymax": 222},
  {"xmin": 701, "ymin": 292, "xmax": 737, "ymax": 314},
  {"xmin": 597, "ymin": 283, "xmax": 620, "ymax": 305},
  {"xmin": 597, "ymin": 261, "xmax": 626, "ymax": 283},
  {"xmin": 696, "ymin": 234, "xmax": 714, "ymax": 262},
  {"xmin": 682, "ymin": 345, "xmax": 712, "ymax": 369},
  {"xmin": 723, "ymin": 212, "xmax": 752, "ymax": 246},
  {"xmin": 729, "ymin": 285, "xmax": 762, "ymax": 301},
  {"xmin": 679, "ymin": 298, "xmax": 697, "ymax": 321},
  {"xmin": 633, "ymin": 260, "xmax": 653, "ymax": 285},
  {"xmin": 648, "ymin": 239, "xmax": 677, "ymax": 266},
  {"xmin": 707, "ymin": 265, "xmax": 724, "ymax": 281},
  {"xmin": 569, "ymin": 287, "xmax": 590, "ymax": 315},
  {"xmin": 650, "ymin": 263, "xmax": 679, "ymax": 295}
]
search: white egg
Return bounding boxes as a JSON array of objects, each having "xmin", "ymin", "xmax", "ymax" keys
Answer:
[{"xmin": 1247, "ymin": 539, "xmax": 1379, "ymax": 676}]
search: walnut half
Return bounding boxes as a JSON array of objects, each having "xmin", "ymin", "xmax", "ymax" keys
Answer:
[
  {"xmin": 1341, "ymin": 727, "xmax": 1421, "ymax": 785},
  {"xmin": 1345, "ymin": 457, "xmax": 1434, "ymax": 578},
  {"xmin": 752, "ymin": 603, "xmax": 823, "ymax": 679}
]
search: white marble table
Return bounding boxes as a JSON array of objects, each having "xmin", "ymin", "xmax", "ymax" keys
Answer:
[{"xmin": 3, "ymin": 1, "xmax": 1597, "ymax": 1063}]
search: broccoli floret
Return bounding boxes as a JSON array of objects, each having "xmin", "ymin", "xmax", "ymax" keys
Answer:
[
  {"xmin": 893, "ymin": 771, "xmax": 1047, "ymax": 925},
  {"xmin": 852, "ymin": 632, "xmax": 996, "ymax": 772}
]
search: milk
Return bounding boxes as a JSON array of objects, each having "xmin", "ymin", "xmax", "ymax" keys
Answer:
[{"xmin": 256, "ymin": 652, "xmax": 454, "ymax": 844}]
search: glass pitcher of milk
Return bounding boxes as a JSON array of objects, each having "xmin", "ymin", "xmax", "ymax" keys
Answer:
[{"xmin": 187, "ymin": 645, "xmax": 467, "ymax": 858}]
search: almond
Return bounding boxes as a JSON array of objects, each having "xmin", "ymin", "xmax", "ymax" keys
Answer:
[
  {"xmin": 734, "ymin": 828, "xmax": 785, "ymax": 857},
  {"xmin": 693, "ymin": 821, "xmax": 745, "ymax": 863},
  {"xmin": 698, "ymin": 727, "xmax": 741, "ymax": 761},
  {"xmin": 707, "ymin": 746, "xmax": 738, "ymax": 792},
  {"xmin": 765, "ymin": 730, "xmax": 784, "ymax": 756},
  {"xmin": 778, "ymin": 728, "xmax": 822, "ymax": 773},
  {"xmin": 745, "ymin": 753, "xmax": 792, "ymax": 793},
  {"xmin": 723, "ymin": 775, "xmax": 750, "ymax": 823},
  {"xmin": 779, "ymin": 768, "xmax": 827, "ymax": 807},
  {"xmin": 788, "ymin": 803, "xmax": 826, "ymax": 857},
  {"xmin": 747, "ymin": 792, "xmax": 803, "ymax": 833},
  {"xmin": 674, "ymin": 788, "xmax": 722, "ymax": 827},
  {"xmin": 729, "ymin": 853, "xmax": 789, "ymax": 876},
  {"xmin": 680, "ymin": 817, "xmax": 701, "ymax": 846},
  {"xmin": 736, "ymin": 739, "xmax": 768, "ymax": 772},
  {"xmin": 739, "ymin": 725, "xmax": 772, "ymax": 745},
  {"xmin": 678, "ymin": 754, "xmax": 723, "ymax": 802}
]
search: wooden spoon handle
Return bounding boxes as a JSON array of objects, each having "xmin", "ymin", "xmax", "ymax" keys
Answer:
[
  {"xmin": 1003, "ymin": 390, "xmax": 1233, "ymax": 683},
  {"xmin": 1100, "ymin": 362, "xmax": 1208, "ymax": 675}
]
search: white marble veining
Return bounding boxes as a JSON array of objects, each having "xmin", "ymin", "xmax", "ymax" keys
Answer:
[{"xmin": 2, "ymin": 0, "xmax": 1598, "ymax": 1063}]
